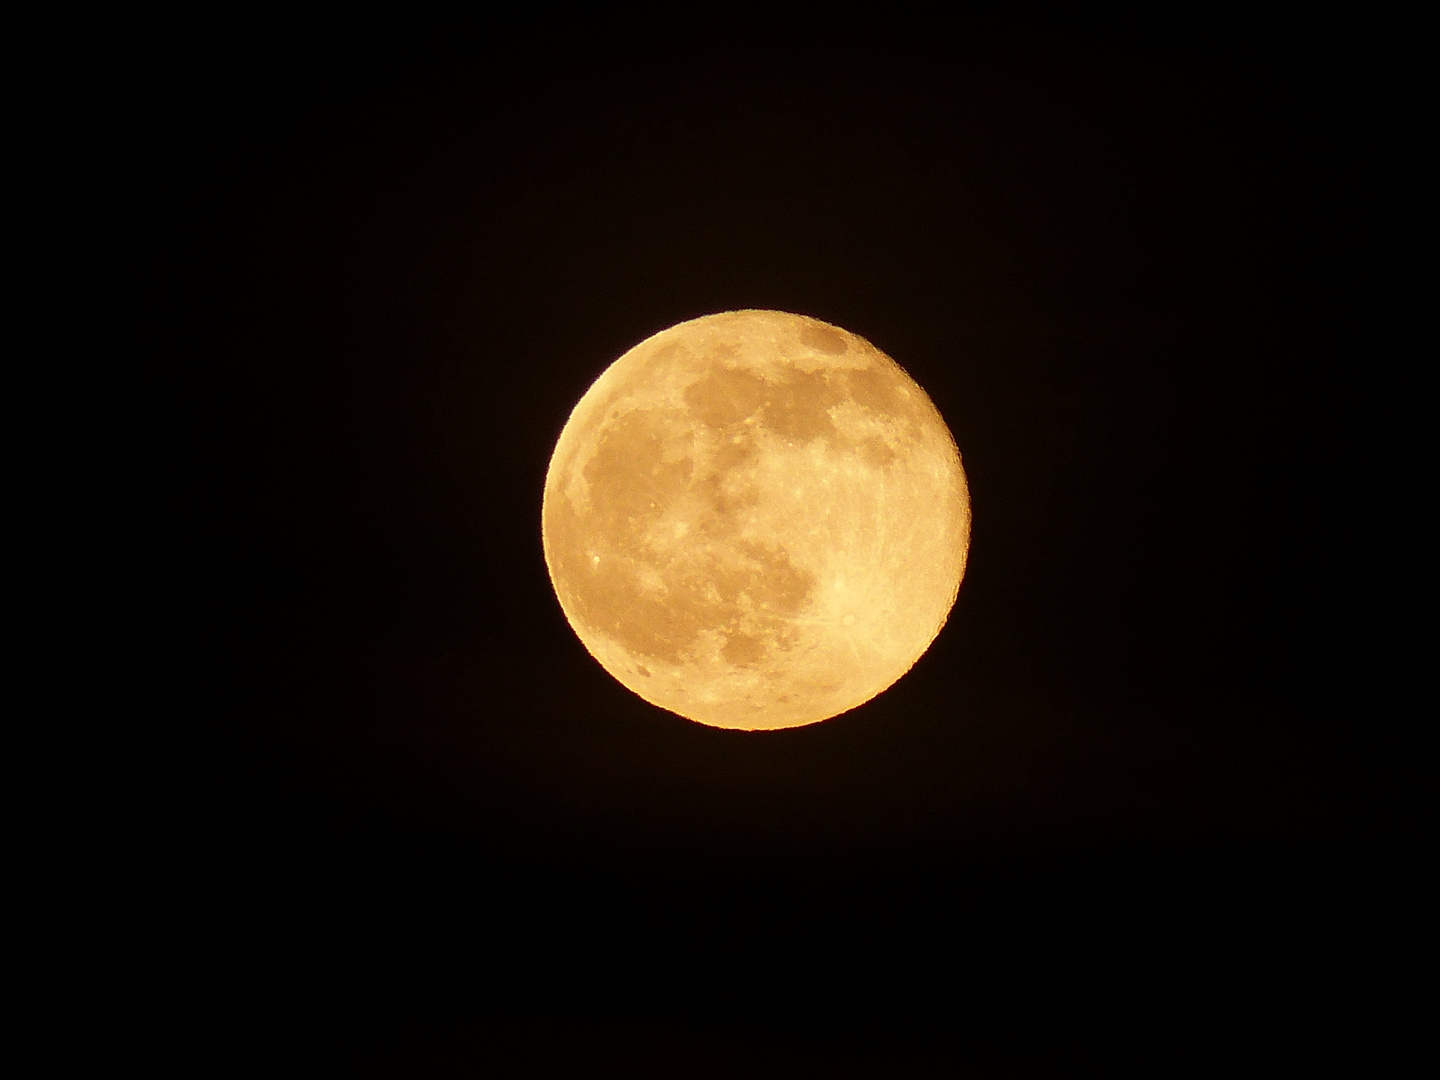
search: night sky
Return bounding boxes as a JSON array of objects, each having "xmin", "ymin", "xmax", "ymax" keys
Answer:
[{"xmin": 120, "ymin": 8, "xmax": 1425, "ymax": 1076}]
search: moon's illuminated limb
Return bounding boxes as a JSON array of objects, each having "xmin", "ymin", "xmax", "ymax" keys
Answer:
[{"xmin": 542, "ymin": 310, "xmax": 970, "ymax": 731}]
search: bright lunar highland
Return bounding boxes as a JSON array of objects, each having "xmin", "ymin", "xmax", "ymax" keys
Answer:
[{"xmin": 542, "ymin": 311, "xmax": 970, "ymax": 730}]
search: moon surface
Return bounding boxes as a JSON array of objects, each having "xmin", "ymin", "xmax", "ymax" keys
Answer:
[{"xmin": 542, "ymin": 311, "xmax": 970, "ymax": 730}]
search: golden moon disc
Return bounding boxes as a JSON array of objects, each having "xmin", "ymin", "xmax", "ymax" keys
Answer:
[{"xmin": 542, "ymin": 310, "xmax": 970, "ymax": 730}]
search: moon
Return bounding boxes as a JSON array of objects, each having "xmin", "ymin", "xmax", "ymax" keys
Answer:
[{"xmin": 542, "ymin": 311, "xmax": 970, "ymax": 731}]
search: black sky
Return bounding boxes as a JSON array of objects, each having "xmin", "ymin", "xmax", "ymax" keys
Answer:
[{"xmin": 119, "ymin": 8, "xmax": 1426, "ymax": 1076}]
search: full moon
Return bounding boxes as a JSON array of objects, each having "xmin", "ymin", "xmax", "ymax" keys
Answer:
[{"xmin": 542, "ymin": 311, "xmax": 970, "ymax": 730}]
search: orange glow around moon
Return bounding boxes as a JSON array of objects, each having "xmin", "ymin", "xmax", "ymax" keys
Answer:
[{"xmin": 542, "ymin": 311, "xmax": 970, "ymax": 730}]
